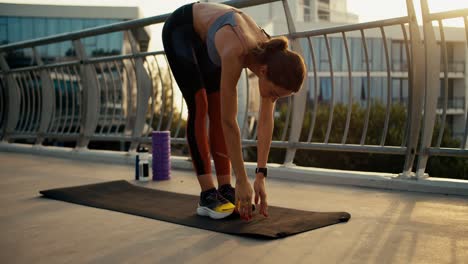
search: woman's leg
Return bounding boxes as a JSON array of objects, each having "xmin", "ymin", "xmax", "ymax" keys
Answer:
[
  {"xmin": 162, "ymin": 6, "xmax": 215, "ymax": 191},
  {"xmin": 194, "ymin": 46, "xmax": 232, "ymax": 187},
  {"xmin": 207, "ymin": 91, "xmax": 232, "ymax": 187}
]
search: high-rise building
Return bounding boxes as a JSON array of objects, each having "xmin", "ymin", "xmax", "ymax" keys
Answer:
[{"xmin": 0, "ymin": 3, "xmax": 147, "ymax": 68}]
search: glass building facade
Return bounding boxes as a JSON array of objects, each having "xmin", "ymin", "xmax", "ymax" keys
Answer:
[
  {"xmin": 300, "ymin": 37, "xmax": 411, "ymax": 106},
  {"xmin": 0, "ymin": 17, "xmax": 124, "ymax": 68}
]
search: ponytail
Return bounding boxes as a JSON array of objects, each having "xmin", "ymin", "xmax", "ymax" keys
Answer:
[
  {"xmin": 249, "ymin": 36, "xmax": 305, "ymax": 93},
  {"xmin": 251, "ymin": 37, "xmax": 288, "ymax": 63}
]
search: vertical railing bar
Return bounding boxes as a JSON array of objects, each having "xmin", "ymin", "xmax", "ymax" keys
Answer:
[
  {"xmin": 1, "ymin": 75, "xmax": 6, "ymax": 132},
  {"xmin": 0, "ymin": 75, "xmax": 5, "ymax": 136},
  {"xmin": 59, "ymin": 66, "xmax": 69, "ymax": 135},
  {"xmin": 23, "ymin": 71, "xmax": 36, "ymax": 133},
  {"xmin": 31, "ymin": 69, "xmax": 42, "ymax": 132},
  {"xmin": 143, "ymin": 56, "xmax": 156, "ymax": 136},
  {"xmin": 122, "ymin": 59, "xmax": 133, "ymax": 135},
  {"xmin": 112, "ymin": 60, "xmax": 125, "ymax": 136},
  {"xmin": 306, "ymin": 37, "xmax": 319, "ymax": 143},
  {"xmin": 52, "ymin": 67, "xmax": 63, "ymax": 135},
  {"xmin": 104, "ymin": 61, "xmax": 116, "ymax": 136},
  {"xmin": 252, "ymin": 72, "xmax": 259, "ymax": 139},
  {"xmin": 22, "ymin": 72, "xmax": 34, "ymax": 134},
  {"xmin": 462, "ymin": 16, "xmax": 468, "ymax": 149},
  {"xmin": 20, "ymin": 71, "xmax": 30, "ymax": 133},
  {"xmin": 241, "ymin": 69, "xmax": 249, "ymax": 139},
  {"xmin": 245, "ymin": 70, "xmax": 253, "ymax": 140},
  {"xmin": 248, "ymin": 71, "xmax": 254, "ymax": 140},
  {"xmin": 27, "ymin": 70, "xmax": 40, "ymax": 133},
  {"xmin": 280, "ymin": 96, "xmax": 292, "ymax": 142},
  {"xmin": 97, "ymin": 62, "xmax": 109, "ymax": 135},
  {"xmin": 324, "ymin": 34, "xmax": 335, "ymax": 144},
  {"xmin": 46, "ymin": 68, "xmax": 56, "ymax": 134},
  {"xmin": 53, "ymin": 66, "xmax": 64, "ymax": 135},
  {"xmin": 0, "ymin": 75, "xmax": 4, "ymax": 134},
  {"xmin": 163, "ymin": 55, "xmax": 175, "ymax": 132},
  {"xmin": 252, "ymin": 115, "xmax": 259, "ymax": 140},
  {"xmin": 63, "ymin": 65, "xmax": 74, "ymax": 134},
  {"xmin": 15, "ymin": 73, "xmax": 27, "ymax": 133},
  {"xmin": 105, "ymin": 61, "xmax": 118, "ymax": 135},
  {"xmin": 401, "ymin": 23, "xmax": 412, "ymax": 147},
  {"xmin": 71, "ymin": 65, "xmax": 81, "ymax": 135},
  {"xmin": 56, "ymin": 67, "xmax": 66, "ymax": 135},
  {"xmin": 28, "ymin": 70, "xmax": 40, "ymax": 135},
  {"xmin": 380, "ymin": 26, "xmax": 392, "ymax": 146},
  {"xmin": 436, "ymin": 19, "xmax": 449, "ymax": 148},
  {"xmin": 360, "ymin": 29, "xmax": 372, "ymax": 145},
  {"xmin": 100, "ymin": 62, "xmax": 111, "ymax": 135},
  {"xmin": 341, "ymin": 31, "xmax": 353, "ymax": 144},
  {"xmin": 129, "ymin": 57, "xmax": 141, "ymax": 143},
  {"xmin": 153, "ymin": 55, "xmax": 164, "ymax": 133}
]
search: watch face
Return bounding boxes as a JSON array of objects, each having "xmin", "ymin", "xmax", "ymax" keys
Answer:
[{"xmin": 256, "ymin": 168, "xmax": 267, "ymax": 177}]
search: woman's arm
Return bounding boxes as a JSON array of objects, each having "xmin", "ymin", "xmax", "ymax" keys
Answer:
[
  {"xmin": 253, "ymin": 97, "xmax": 274, "ymax": 217},
  {"xmin": 219, "ymin": 57, "xmax": 247, "ymax": 182},
  {"xmin": 217, "ymin": 26, "xmax": 253, "ymax": 220},
  {"xmin": 257, "ymin": 97, "xmax": 275, "ymax": 168}
]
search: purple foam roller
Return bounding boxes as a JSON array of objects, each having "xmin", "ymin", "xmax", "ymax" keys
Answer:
[{"xmin": 152, "ymin": 131, "xmax": 171, "ymax": 181}]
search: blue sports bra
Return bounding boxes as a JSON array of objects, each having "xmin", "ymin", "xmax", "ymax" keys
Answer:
[
  {"xmin": 206, "ymin": 10, "xmax": 240, "ymax": 66},
  {"xmin": 205, "ymin": 9, "xmax": 271, "ymax": 67}
]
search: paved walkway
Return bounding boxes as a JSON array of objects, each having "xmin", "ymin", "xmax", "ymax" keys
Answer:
[{"xmin": 1, "ymin": 152, "xmax": 468, "ymax": 264}]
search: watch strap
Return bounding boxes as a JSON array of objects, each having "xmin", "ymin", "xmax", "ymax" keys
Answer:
[{"xmin": 255, "ymin": 167, "xmax": 267, "ymax": 177}]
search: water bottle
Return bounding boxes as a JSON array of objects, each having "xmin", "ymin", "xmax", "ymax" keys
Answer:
[{"xmin": 138, "ymin": 147, "xmax": 151, "ymax": 182}]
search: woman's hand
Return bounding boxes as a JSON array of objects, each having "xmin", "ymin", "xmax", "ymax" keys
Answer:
[
  {"xmin": 254, "ymin": 174, "xmax": 268, "ymax": 217},
  {"xmin": 235, "ymin": 179, "xmax": 253, "ymax": 221}
]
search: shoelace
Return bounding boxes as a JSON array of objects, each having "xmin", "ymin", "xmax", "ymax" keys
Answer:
[
  {"xmin": 207, "ymin": 191, "xmax": 229, "ymax": 204},
  {"xmin": 220, "ymin": 186, "xmax": 235, "ymax": 198}
]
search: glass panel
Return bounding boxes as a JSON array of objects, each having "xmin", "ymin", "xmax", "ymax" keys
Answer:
[
  {"xmin": 0, "ymin": 25, "xmax": 6, "ymax": 45},
  {"xmin": 46, "ymin": 18, "xmax": 61, "ymax": 58},
  {"xmin": 7, "ymin": 17, "xmax": 21, "ymax": 43},
  {"xmin": 319, "ymin": 77, "xmax": 332, "ymax": 102}
]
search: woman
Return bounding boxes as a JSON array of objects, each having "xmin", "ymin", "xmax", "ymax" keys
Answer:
[{"xmin": 162, "ymin": 2, "xmax": 306, "ymax": 221}]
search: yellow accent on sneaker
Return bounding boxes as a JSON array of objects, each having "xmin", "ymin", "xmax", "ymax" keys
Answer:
[{"xmin": 213, "ymin": 202, "xmax": 235, "ymax": 213}]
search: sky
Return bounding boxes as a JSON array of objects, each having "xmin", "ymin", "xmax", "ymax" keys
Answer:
[{"xmin": 2, "ymin": 0, "xmax": 467, "ymax": 25}]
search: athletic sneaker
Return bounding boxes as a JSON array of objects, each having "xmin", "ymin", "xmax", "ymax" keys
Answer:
[
  {"xmin": 218, "ymin": 184, "xmax": 235, "ymax": 204},
  {"xmin": 196, "ymin": 188, "xmax": 235, "ymax": 219},
  {"xmin": 218, "ymin": 184, "xmax": 256, "ymax": 212}
]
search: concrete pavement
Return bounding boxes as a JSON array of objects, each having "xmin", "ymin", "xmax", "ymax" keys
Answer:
[{"xmin": 1, "ymin": 152, "xmax": 467, "ymax": 264}]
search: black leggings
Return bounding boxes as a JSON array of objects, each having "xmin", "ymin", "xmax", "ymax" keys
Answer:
[{"xmin": 162, "ymin": 3, "xmax": 230, "ymax": 176}]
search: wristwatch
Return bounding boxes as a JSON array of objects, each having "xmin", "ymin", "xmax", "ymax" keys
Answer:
[{"xmin": 255, "ymin": 167, "xmax": 267, "ymax": 178}]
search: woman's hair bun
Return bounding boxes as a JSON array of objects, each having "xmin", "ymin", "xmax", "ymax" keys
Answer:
[{"xmin": 264, "ymin": 37, "xmax": 288, "ymax": 52}]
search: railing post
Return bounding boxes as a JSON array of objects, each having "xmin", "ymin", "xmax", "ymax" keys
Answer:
[
  {"xmin": 281, "ymin": 0, "xmax": 309, "ymax": 166},
  {"xmin": 0, "ymin": 53, "xmax": 20, "ymax": 142},
  {"xmin": 400, "ymin": 0, "xmax": 426, "ymax": 178},
  {"xmin": 464, "ymin": 30, "xmax": 468, "ymax": 149},
  {"xmin": 126, "ymin": 30, "xmax": 152, "ymax": 152},
  {"xmin": 73, "ymin": 40, "xmax": 100, "ymax": 149},
  {"xmin": 414, "ymin": 0, "xmax": 441, "ymax": 178},
  {"xmin": 33, "ymin": 48, "xmax": 55, "ymax": 146}
]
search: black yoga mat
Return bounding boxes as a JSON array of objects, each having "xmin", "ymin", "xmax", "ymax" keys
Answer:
[{"xmin": 40, "ymin": 180, "xmax": 350, "ymax": 239}]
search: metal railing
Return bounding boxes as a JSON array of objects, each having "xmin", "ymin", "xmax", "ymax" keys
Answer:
[
  {"xmin": 0, "ymin": 0, "xmax": 467, "ymax": 179},
  {"xmin": 415, "ymin": 5, "xmax": 468, "ymax": 176}
]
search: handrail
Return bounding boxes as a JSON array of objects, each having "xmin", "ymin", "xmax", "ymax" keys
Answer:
[
  {"xmin": 0, "ymin": 0, "xmax": 280, "ymax": 52},
  {"xmin": 0, "ymin": 0, "xmax": 467, "ymax": 179}
]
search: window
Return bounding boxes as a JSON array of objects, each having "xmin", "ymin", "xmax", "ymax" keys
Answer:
[
  {"xmin": 303, "ymin": 0, "xmax": 311, "ymax": 22},
  {"xmin": 391, "ymin": 40, "xmax": 408, "ymax": 72},
  {"xmin": 319, "ymin": 77, "xmax": 332, "ymax": 102},
  {"xmin": 318, "ymin": 9, "xmax": 330, "ymax": 21},
  {"xmin": 0, "ymin": 18, "xmax": 7, "ymax": 45}
]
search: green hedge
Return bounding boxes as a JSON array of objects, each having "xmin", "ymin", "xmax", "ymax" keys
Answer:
[{"xmin": 246, "ymin": 101, "xmax": 467, "ymax": 180}]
